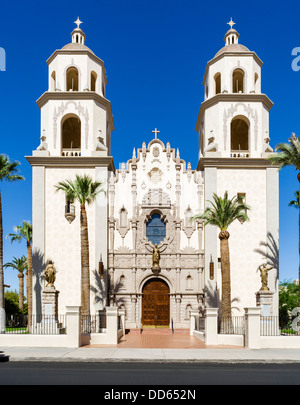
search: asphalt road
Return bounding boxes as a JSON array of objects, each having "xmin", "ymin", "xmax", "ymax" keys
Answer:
[{"xmin": 1, "ymin": 361, "xmax": 300, "ymax": 387}]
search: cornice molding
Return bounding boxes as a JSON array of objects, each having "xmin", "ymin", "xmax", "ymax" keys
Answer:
[
  {"xmin": 196, "ymin": 157, "xmax": 280, "ymax": 171},
  {"xmin": 25, "ymin": 155, "xmax": 115, "ymax": 172},
  {"xmin": 202, "ymin": 51, "xmax": 263, "ymax": 85},
  {"xmin": 195, "ymin": 93, "xmax": 273, "ymax": 132},
  {"xmin": 36, "ymin": 91, "xmax": 115, "ymax": 131},
  {"xmin": 46, "ymin": 49, "xmax": 107, "ymax": 82}
]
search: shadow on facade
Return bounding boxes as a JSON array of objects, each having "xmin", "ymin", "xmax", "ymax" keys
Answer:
[
  {"xmin": 254, "ymin": 231, "xmax": 279, "ymax": 279},
  {"xmin": 32, "ymin": 249, "xmax": 44, "ymax": 314}
]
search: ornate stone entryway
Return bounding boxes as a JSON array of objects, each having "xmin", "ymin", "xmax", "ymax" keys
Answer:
[{"xmin": 142, "ymin": 278, "xmax": 170, "ymax": 327}]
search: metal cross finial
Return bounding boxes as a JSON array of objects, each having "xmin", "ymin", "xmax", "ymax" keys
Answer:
[
  {"xmin": 74, "ymin": 17, "xmax": 83, "ymax": 29},
  {"xmin": 152, "ymin": 128, "xmax": 160, "ymax": 139},
  {"xmin": 227, "ymin": 18, "xmax": 235, "ymax": 29}
]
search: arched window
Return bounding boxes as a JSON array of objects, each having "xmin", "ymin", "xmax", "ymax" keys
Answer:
[
  {"xmin": 61, "ymin": 115, "xmax": 81, "ymax": 156},
  {"xmin": 186, "ymin": 274, "xmax": 192, "ymax": 290},
  {"xmin": 66, "ymin": 67, "xmax": 79, "ymax": 91},
  {"xmin": 120, "ymin": 207, "xmax": 127, "ymax": 228},
  {"xmin": 214, "ymin": 73, "xmax": 221, "ymax": 95},
  {"xmin": 232, "ymin": 68, "xmax": 244, "ymax": 93},
  {"xmin": 230, "ymin": 116, "xmax": 249, "ymax": 156},
  {"xmin": 185, "ymin": 206, "xmax": 193, "ymax": 228},
  {"xmin": 146, "ymin": 213, "xmax": 166, "ymax": 245},
  {"xmin": 91, "ymin": 71, "xmax": 97, "ymax": 92}
]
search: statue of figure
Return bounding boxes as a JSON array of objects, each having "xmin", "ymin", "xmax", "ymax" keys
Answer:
[
  {"xmin": 37, "ymin": 135, "xmax": 48, "ymax": 151},
  {"xmin": 44, "ymin": 261, "xmax": 56, "ymax": 288},
  {"xmin": 259, "ymin": 264, "xmax": 273, "ymax": 291},
  {"xmin": 96, "ymin": 130, "xmax": 107, "ymax": 151},
  {"xmin": 152, "ymin": 244, "xmax": 160, "ymax": 269}
]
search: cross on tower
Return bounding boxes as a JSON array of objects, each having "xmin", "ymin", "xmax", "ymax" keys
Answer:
[
  {"xmin": 227, "ymin": 18, "xmax": 235, "ymax": 29},
  {"xmin": 152, "ymin": 128, "xmax": 160, "ymax": 139},
  {"xmin": 74, "ymin": 17, "xmax": 83, "ymax": 29}
]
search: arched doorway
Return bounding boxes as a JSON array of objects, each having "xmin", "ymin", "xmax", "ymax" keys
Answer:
[{"xmin": 142, "ymin": 278, "xmax": 170, "ymax": 327}]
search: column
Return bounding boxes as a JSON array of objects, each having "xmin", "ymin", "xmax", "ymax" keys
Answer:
[
  {"xmin": 66, "ymin": 306, "xmax": 81, "ymax": 348},
  {"xmin": 204, "ymin": 308, "xmax": 218, "ymax": 345},
  {"xmin": 106, "ymin": 306, "xmax": 119, "ymax": 344},
  {"xmin": 244, "ymin": 307, "xmax": 261, "ymax": 349}
]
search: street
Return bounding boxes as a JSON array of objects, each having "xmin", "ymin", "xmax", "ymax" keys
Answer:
[{"xmin": 1, "ymin": 361, "xmax": 300, "ymax": 386}]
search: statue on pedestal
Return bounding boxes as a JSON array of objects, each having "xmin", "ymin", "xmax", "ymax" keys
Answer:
[
  {"xmin": 152, "ymin": 244, "xmax": 160, "ymax": 270},
  {"xmin": 258, "ymin": 264, "xmax": 273, "ymax": 291},
  {"xmin": 44, "ymin": 261, "xmax": 56, "ymax": 288}
]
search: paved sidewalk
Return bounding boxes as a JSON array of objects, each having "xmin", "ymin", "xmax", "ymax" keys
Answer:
[{"xmin": 2, "ymin": 346, "xmax": 300, "ymax": 363}]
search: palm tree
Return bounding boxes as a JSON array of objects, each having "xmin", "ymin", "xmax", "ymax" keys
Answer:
[
  {"xmin": 55, "ymin": 174, "xmax": 105, "ymax": 315},
  {"xmin": 268, "ymin": 133, "xmax": 300, "ymax": 308},
  {"xmin": 6, "ymin": 221, "xmax": 33, "ymax": 324},
  {"xmin": 193, "ymin": 191, "xmax": 250, "ymax": 318},
  {"xmin": 4, "ymin": 256, "xmax": 27, "ymax": 311},
  {"xmin": 0, "ymin": 154, "xmax": 24, "ymax": 331},
  {"xmin": 289, "ymin": 191, "xmax": 299, "ymax": 208}
]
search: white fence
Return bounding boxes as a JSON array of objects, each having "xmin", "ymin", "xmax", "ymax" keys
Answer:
[
  {"xmin": 0, "ymin": 306, "xmax": 125, "ymax": 348},
  {"xmin": 190, "ymin": 307, "xmax": 300, "ymax": 349}
]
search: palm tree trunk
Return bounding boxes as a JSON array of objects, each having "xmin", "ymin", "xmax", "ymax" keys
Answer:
[
  {"xmin": 26, "ymin": 240, "xmax": 33, "ymax": 329},
  {"xmin": 0, "ymin": 191, "xmax": 4, "ymax": 311},
  {"xmin": 18, "ymin": 273, "xmax": 24, "ymax": 311},
  {"xmin": 80, "ymin": 204, "xmax": 90, "ymax": 316},
  {"xmin": 219, "ymin": 230, "xmax": 231, "ymax": 318}
]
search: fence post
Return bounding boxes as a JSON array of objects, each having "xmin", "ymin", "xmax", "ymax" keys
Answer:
[
  {"xmin": 118, "ymin": 308, "xmax": 126, "ymax": 336},
  {"xmin": 244, "ymin": 307, "xmax": 261, "ymax": 349},
  {"xmin": 190, "ymin": 310, "xmax": 200, "ymax": 335},
  {"xmin": 66, "ymin": 306, "xmax": 81, "ymax": 348},
  {"xmin": 0, "ymin": 308, "xmax": 5, "ymax": 334},
  {"xmin": 205, "ymin": 308, "xmax": 218, "ymax": 345},
  {"xmin": 105, "ymin": 306, "xmax": 119, "ymax": 344}
]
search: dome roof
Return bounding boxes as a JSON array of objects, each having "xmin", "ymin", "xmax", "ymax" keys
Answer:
[
  {"xmin": 61, "ymin": 42, "xmax": 95, "ymax": 55},
  {"xmin": 214, "ymin": 43, "xmax": 250, "ymax": 58},
  {"xmin": 213, "ymin": 24, "xmax": 250, "ymax": 58}
]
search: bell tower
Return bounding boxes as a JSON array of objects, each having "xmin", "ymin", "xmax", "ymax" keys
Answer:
[
  {"xmin": 36, "ymin": 17, "xmax": 114, "ymax": 157},
  {"xmin": 27, "ymin": 19, "xmax": 115, "ymax": 315},
  {"xmin": 195, "ymin": 20, "xmax": 279, "ymax": 314},
  {"xmin": 196, "ymin": 18, "xmax": 273, "ymax": 159}
]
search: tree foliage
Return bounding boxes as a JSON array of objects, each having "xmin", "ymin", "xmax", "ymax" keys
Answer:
[{"xmin": 279, "ymin": 279, "xmax": 299, "ymax": 319}]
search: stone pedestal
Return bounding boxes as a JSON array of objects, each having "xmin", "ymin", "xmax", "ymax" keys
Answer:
[
  {"xmin": 34, "ymin": 287, "xmax": 60, "ymax": 334},
  {"xmin": 256, "ymin": 290, "xmax": 274, "ymax": 316},
  {"xmin": 151, "ymin": 266, "xmax": 161, "ymax": 275},
  {"xmin": 42, "ymin": 287, "xmax": 59, "ymax": 319}
]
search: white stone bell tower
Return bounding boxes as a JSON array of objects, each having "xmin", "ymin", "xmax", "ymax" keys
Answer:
[
  {"xmin": 195, "ymin": 20, "xmax": 279, "ymax": 315},
  {"xmin": 27, "ymin": 19, "xmax": 115, "ymax": 315},
  {"xmin": 37, "ymin": 17, "xmax": 113, "ymax": 157}
]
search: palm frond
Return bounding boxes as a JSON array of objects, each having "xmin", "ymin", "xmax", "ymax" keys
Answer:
[
  {"xmin": 6, "ymin": 220, "xmax": 32, "ymax": 243},
  {"xmin": 0, "ymin": 154, "xmax": 24, "ymax": 182},
  {"xmin": 193, "ymin": 191, "xmax": 250, "ymax": 231},
  {"xmin": 55, "ymin": 174, "xmax": 105, "ymax": 206},
  {"xmin": 268, "ymin": 134, "xmax": 300, "ymax": 170}
]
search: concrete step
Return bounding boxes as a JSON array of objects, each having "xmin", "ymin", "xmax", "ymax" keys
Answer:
[{"xmin": 127, "ymin": 328, "xmax": 190, "ymax": 335}]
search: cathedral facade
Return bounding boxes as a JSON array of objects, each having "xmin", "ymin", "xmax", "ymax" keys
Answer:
[{"xmin": 27, "ymin": 20, "xmax": 279, "ymax": 329}]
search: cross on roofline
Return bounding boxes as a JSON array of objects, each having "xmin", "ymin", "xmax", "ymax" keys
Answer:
[
  {"xmin": 152, "ymin": 128, "xmax": 160, "ymax": 139},
  {"xmin": 227, "ymin": 18, "xmax": 236, "ymax": 29},
  {"xmin": 74, "ymin": 17, "xmax": 83, "ymax": 29}
]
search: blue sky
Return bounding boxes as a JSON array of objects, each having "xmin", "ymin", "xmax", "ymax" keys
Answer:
[{"xmin": 0, "ymin": 0, "xmax": 300, "ymax": 292}]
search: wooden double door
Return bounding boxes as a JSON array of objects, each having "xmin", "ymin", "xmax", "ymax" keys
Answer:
[{"xmin": 142, "ymin": 279, "xmax": 170, "ymax": 327}]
